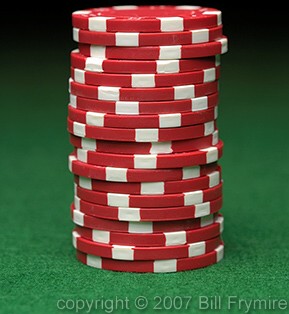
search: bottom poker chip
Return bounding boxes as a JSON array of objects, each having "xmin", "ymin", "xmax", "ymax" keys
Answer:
[{"xmin": 75, "ymin": 243, "xmax": 224, "ymax": 273}]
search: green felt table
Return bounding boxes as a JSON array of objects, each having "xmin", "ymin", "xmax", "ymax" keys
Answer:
[{"xmin": 1, "ymin": 9, "xmax": 289, "ymax": 314}]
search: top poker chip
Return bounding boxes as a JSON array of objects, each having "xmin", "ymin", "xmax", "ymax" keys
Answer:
[{"xmin": 72, "ymin": 5, "xmax": 222, "ymax": 33}]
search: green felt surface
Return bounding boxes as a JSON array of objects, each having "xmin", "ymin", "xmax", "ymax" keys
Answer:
[{"xmin": 1, "ymin": 23, "xmax": 289, "ymax": 314}]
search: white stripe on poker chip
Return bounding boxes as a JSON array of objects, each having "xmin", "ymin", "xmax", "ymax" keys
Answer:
[
  {"xmin": 204, "ymin": 121, "xmax": 215, "ymax": 136},
  {"xmin": 98, "ymin": 86, "xmax": 120, "ymax": 101},
  {"xmin": 115, "ymin": 101, "xmax": 139, "ymax": 115},
  {"xmin": 189, "ymin": 241, "xmax": 205, "ymax": 257},
  {"xmin": 92, "ymin": 229, "xmax": 110, "ymax": 243},
  {"xmin": 184, "ymin": 190, "xmax": 203, "ymax": 206},
  {"xmin": 165, "ymin": 231, "xmax": 186, "ymax": 246},
  {"xmin": 68, "ymin": 155, "xmax": 77, "ymax": 172},
  {"xmin": 118, "ymin": 207, "xmax": 141, "ymax": 221},
  {"xmin": 73, "ymin": 28, "xmax": 79, "ymax": 42},
  {"xmin": 81, "ymin": 137, "xmax": 97, "ymax": 150},
  {"xmin": 150, "ymin": 142, "xmax": 173, "ymax": 154},
  {"xmin": 86, "ymin": 112, "xmax": 105, "ymax": 127},
  {"xmin": 140, "ymin": 182, "xmax": 165, "ymax": 195},
  {"xmin": 157, "ymin": 17, "xmax": 184, "ymax": 32},
  {"xmin": 78, "ymin": 177, "xmax": 92, "ymax": 190},
  {"xmin": 212, "ymin": 130, "xmax": 219, "ymax": 145},
  {"xmin": 77, "ymin": 149, "xmax": 88, "ymax": 163},
  {"xmin": 73, "ymin": 209, "xmax": 84, "ymax": 226},
  {"xmin": 70, "ymin": 94, "xmax": 77, "ymax": 108},
  {"xmin": 134, "ymin": 154, "xmax": 157, "ymax": 169},
  {"xmin": 215, "ymin": 55, "xmax": 221, "ymax": 66},
  {"xmin": 204, "ymin": 68, "xmax": 216, "ymax": 82},
  {"xmin": 112, "ymin": 5, "xmax": 138, "ymax": 10},
  {"xmin": 87, "ymin": 254, "xmax": 102, "ymax": 268},
  {"xmin": 175, "ymin": 5, "xmax": 200, "ymax": 9},
  {"xmin": 74, "ymin": 196, "xmax": 80, "ymax": 209},
  {"xmin": 90, "ymin": 46, "xmax": 106, "ymax": 58},
  {"xmin": 203, "ymin": 10, "xmax": 222, "ymax": 25},
  {"xmin": 174, "ymin": 85, "xmax": 195, "ymax": 100},
  {"xmin": 88, "ymin": 16, "xmax": 113, "ymax": 32},
  {"xmin": 216, "ymin": 244, "xmax": 224, "ymax": 262},
  {"xmin": 116, "ymin": 32, "xmax": 139, "ymax": 46},
  {"xmin": 159, "ymin": 45, "xmax": 181, "ymax": 59},
  {"xmin": 73, "ymin": 10, "xmax": 91, "ymax": 15},
  {"xmin": 182, "ymin": 166, "xmax": 200, "ymax": 180},
  {"xmin": 72, "ymin": 231, "xmax": 80, "ymax": 248},
  {"xmin": 195, "ymin": 202, "xmax": 211, "ymax": 218},
  {"xmin": 108, "ymin": 193, "xmax": 129, "ymax": 207},
  {"xmin": 85, "ymin": 57, "xmax": 104, "ymax": 72},
  {"xmin": 191, "ymin": 96, "xmax": 208, "ymax": 111},
  {"xmin": 159, "ymin": 113, "xmax": 181, "ymax": 128},
  {"xmin": 105, "ymin": 167, "xmax": 127, "ymax": 182},
  {"xmin": 135, "ymin": 129, "xmax": 159, "ymax": 142},
  {"xmin": 112, "ymin": 245, "xmax": 134, "ymax": 260},
  {"xmin": 156, "ymin": 60, "xmax": 180, "ymax": 73},
  {"xmin": 73, "ymin": 121, "xmax": 86, "ymax": 137},
  {"xmin": 128, "ymin": 222, "xmax": 153, "ymax": 234},
  {"xmin": 217, "ymin": 216, "xmax": 224, "ymax": 233},
  {"xmin": 131, "ymin": 74, "xmax": 155, "ymax": 87},
  {"xmin": 201, "ymin": 146, "xmax": 219, "ymax": 163},
  {"xmin": 154, "ymin": 259, "xmax": 177, "ymax": 273},
  {"xmin": 68, "ymin": 78, "xmax": 72, "ymax": 93},
  {"xmin": 191, "ymin": 29, "xmax": 209, "ymax": 44},
  {"xmin": 219, "ymin": 38, "xmax": 228, "ymax": 54},
  {"xmin": 200, "ymin": 214, "xmax": 214, "ymax": 227},
  {"xmin": 214, "ymin": 106, "xmax": 218, "ymax": 118},
  {"xmin": 74, "ymin": 69, "xmax": 85, "ymax": 84},
  {"xmin": 208, "ymin": 171, "xmax": 220, "ymax": 188}
]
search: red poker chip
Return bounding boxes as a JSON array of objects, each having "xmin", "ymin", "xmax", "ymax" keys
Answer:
[
  {"xmin": 69, "ymin": 92, "xmax": 219, "ymax": 115},
  {"xmin": 68, "ymin": 105, "xmax": 218, "ymax": 129},
  {"xmin": 74, "ymin": 166, "xmax": 221, "ymax": 194},
  {"xmin": 73, "ymin": 231, "xmax": 222, "ymax": 260},
  {"xmin": 73, "ymin": 25, "xmax": 223, "ymax": 46},
  {"xmin": 73, "ymin": 195, "xmax": 223, "ymax": 221},
  {"xmin": 72, "ymin": 205, "xmax": 220, "ymax": 233},
  {"xmin": 76, "ymin": 243, "xmax": 224, "ymax": 272},
  {"xmin": 71, "ymin": 50, "xmax": 220, "ymax": 74},
  {"xmin": 69, "ymin": 130, "xmax": 219, "ymax": 154},
  {"xmin": 75, "ymin": 182, "xmax": 223, "ymax": 208},
  {"xmin": 74, "ymin": 214, "xmax": 224, "ymax": 246},
  {"xmin": 69, "ymin": 154, "xmax": 219, "ymax": 182},
  {"xmin": 74, "ymin": 141, "xmax": 223, "ymax": 169},
  {"xmin": 78, "ymin": 37, "xmax": 228, "ymax": 60},
  {"xmin": 72, "ymin": 6, "xmax": 222, "ymax": 33},
  {"xmin": 69, "ymin": 78, "xmax": 218, "ymax": 102},
  {"xmin": 67, "ymin": 118, "xmax": 217, "ymax": 142},
  {"xmin": 70, "ymin": 66, "xmax": 220, "ymax": 87}
]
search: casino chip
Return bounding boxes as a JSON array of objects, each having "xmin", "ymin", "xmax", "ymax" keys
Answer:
[
  {"xmin": 73, "ymin": 195, "xmax": 223, "ymax": 221},
  {"xmin": 68, "ymin": 5, "xmax": 228, "ymax": 272},
  {"xmin": 71, "ymin": 50, "xmax": 220, "ymax": 74},
  {"xmin": 74, "ymin": 214, "xmax": 224, "ymax": 246},
  {"xmin": 74, "ymin": 166, "xmax": 221, "ymax": 194},
  {"xmin": 76, "ymin": 244, "xmax": 224, "ymax": 273},
  {"xmin": 72, "ymin": 6, "xmax": 222, "ymax": 33},
  {"xmin": 69, "ymin": 92, "xmax": 219, "ymax": 115},
  {"xmin": 72, "ymin": 26, "xmax": 223, "ymax": 46}
]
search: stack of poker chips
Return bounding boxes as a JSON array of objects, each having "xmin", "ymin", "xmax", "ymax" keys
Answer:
[{"xmin": 68, "ymin": 5, "xmax": 228, "ymax": 273}]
